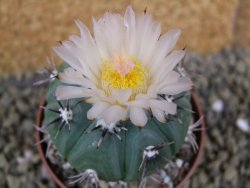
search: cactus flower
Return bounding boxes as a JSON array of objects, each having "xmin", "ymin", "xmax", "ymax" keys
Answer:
[{"xmin": 54, "ymin": 6, "xmax": 192, "ymax": 128}]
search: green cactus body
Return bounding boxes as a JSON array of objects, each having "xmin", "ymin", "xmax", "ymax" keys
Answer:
[{"xmin": 45, "ymin": 73, "xmax": 192, "ymax": 182}]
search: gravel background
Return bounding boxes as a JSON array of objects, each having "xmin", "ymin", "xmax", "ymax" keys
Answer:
[{"xmin": 0, "ymin": 47, "xmax": 250, "ymax": 188}]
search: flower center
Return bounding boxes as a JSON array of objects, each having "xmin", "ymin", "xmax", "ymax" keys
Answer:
[{"xmin": 101, "ymin": 51, "xmax": 148, "ymax": 94}]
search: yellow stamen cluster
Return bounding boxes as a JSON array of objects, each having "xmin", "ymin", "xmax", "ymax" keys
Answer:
[{"xmin": 101, "ymin": 56, "xmax": 148, "ymax": 94}]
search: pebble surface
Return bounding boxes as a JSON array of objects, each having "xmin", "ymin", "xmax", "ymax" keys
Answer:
[
  {"xmin": 0, "ymin": 73, "xmax": 57, "ymax": 188},
  {"xmin": 185, "ymin": 48, "xmax": 250, "ymax": 188},
  {"xmin": 0, "ymin": 48, "xmax": 250, "ymax": 187}
]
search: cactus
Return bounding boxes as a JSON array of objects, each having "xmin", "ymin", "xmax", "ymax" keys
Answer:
[
  {"xmin": 44, "ymin": 69, "xmax": 191, "ymax": 182},
  {"xmin": 39, "ymin": 5, "xmax": 193, "ymax": 185}
]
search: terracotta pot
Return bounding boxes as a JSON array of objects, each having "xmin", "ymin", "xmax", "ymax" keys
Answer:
[
  {"xmin": 35, "ymin": 92, "xmax": 205, "ymax": 188},
  {"xmin": 175, "ymin": 92, "xmax": 205, "ymax": 188}
]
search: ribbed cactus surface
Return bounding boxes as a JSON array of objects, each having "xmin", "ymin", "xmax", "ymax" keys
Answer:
[{"xmin": 45, "ymin": 71, "xmax": 191, "ymax": 181}]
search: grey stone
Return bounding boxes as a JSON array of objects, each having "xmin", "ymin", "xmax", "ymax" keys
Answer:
[
  {"xmin": 0, "ymin": 137, "xmax": 6, "ymax": 152},
  {"xmin": 0, "ymin": 154, "xmax": 8, "ymax": 171},
  {"xmin": 230, "ymin": 156, "xmax": 240, "ymax": 167},
  {"xmin": 16, "ymin": 100, "xmax": 30, "ymax": 114},
  {"xmin": 7, "ymin": 175, "xmax": 21, "ymax": 188},
  {"xmin": 4, "ymin": 141, "xmax": 16, "ymax": 155},
  {"xmin": 206, "ymin": 183, "xmax": 217, "ymax": 188},
  {"xmin": 22, "ymin": 88, "xmax": 32, "ymax": 97},
  {"xmin": 217, "ymin": 152, "xmax": 228, "ymax": 163},
  {"xmin": 0, "ymin": 170, "xmax": 6, "ymax": 186},
  {"xmin": 214, "ymin": 176, "xmax": 220, "ymax": 187},
  {"xmin": 224, "ymin": 166, "xmax": 238, "ymax": 182},
  {"xmin": 17, "ymin": 160, "xmax": 29, "ymax": 173},
  {"xmin": 8, "ymin": 86, "xmax": 19, "ymax": 98},
  {"xmin": 0, "ymin": 92, "xmax": 13, "ymax": 108},
  {"xmin": 20, "ymin": 119, "xmax": 34, "ymax": 134},
  {"xmin": 3, "ymin": 109, "xmax": 20, "ymax": 128},
  {"xmin": 198, "ymin": 171, "xmax": 208, "ymax": 185},
  {"xmin": 225, "ymin": 138, "xmax": 237, "ymax": 154},
  {"xmin": 30, "ymin": 154, "xmax": 40, "ymax": 164},
  {"xmin": 209, "ymin": 160, "xmax": 221, "ymax": 172},
  {"xmin": 211, "ymin": 129, "xmax": 223, "ymax": 147}
]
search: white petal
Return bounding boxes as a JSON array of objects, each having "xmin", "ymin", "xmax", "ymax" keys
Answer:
[
  {"xmin": 93, "ymin": 13, "xmax": 125, "ymax": 58},
  {"xmin": 59, "ymin": 68, "xmax": 95, "ymax": 89},
  {"xmin": 54, "ymin": 42, "xmax": 97, "ymax": 84},
  {"xmin": 87, "ymin": 102, "xmax": 110, "ymax": 120},
  {"xmin": 75, "ymin": 19, "xmax": 93, "ymax": 40},
  {"xmin": 86, "ymin": 89, "xmax": 110, "ymax": 104},
  {"xmin": 124, "ymin": 6, "xmax": 135, "ymax": 29},
  {"xmin": 74, "ymin": 20, "xmax": 102, "ymax": 75},
  {"xmin": 61, "ymin": 41, "xmax": 97, "ymax": 83},
  {"xmin": 69, "ymin": 33, "xmax": 101, "ymax": 77},
  {"xmin": 93, "ymin": 18, "xmax": 109, "ymax": 59},
  {"xmin": 150, "ymin": 71, "xmax": 180, "ymax": 96},
  {"xmin": 139, "ymin": 21, "xmax": 161, "ymax": 65},
  {"xmin": 124, "ymin": 6, "xmax": 136, "ymax": 55},
  {"xmin": 135, "ymin": 14, "xmax": 151, "ymax": 56},
  {"xmin": 155, "ymin": 71, "xmax": 180, "ymax": 91},
  {"xmin": 159, "ymin": 28, "xmax": 181, "ymax": 55},
  {"xmin": 101, "ymin": 105, "xmax": 128, "ymax": 124},
  {"xmin": 164, "ymin": 50, "xmax": 185, "ymax": 72},
  {"xmin": 146, "ymin": 85, "xmax": 158, "ymax": 98},
  {"xmin": 155, "ymin": 50, "xmax": 185, "ymax": 82},
  {"xmin": 53, "ymin": 46, "xmax": 83, "ymax": 74},
  {"xmin": 104, "ymin": 13, "xmax": 124, "ymax": 53},
  {"xmin": 151, "ymin": 108, "xmax": 166, "ymax": 123},
  {"xmin": 150, "ymin": 100, "xmax": 177, "ymax": 115},
  {"xmin": 55, "ymin": 86, "xmax": 92, "ymax": 100},
  {"xmin": 157, "ymin": 28, "xmax": 181, "ymax": 57},
  {"xmin": 110, "ymin": 89, "xmax": 132, "ymax": 103},
  {"xmin": 126, "ymin": 98, "xmax": 149, "ymax": 108},
  {"xmin": 150, "ymin": 29, "xmax": 182, "ymax": 71},
  {"xmin": 159, "ymin": 77, "xmax": 193, "ymax": 95},
  {"xmin": 130, "ymin": 107, "xmax": 148, "ymax": 127},
  {"xmin": 136, "ymin": 14, "xmax": 161, "ymax": 64}
]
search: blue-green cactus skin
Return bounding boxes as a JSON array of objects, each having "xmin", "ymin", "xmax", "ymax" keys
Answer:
[{"xmin": 45, "ymin": 66, "xmax": 191, "ymax": 182}]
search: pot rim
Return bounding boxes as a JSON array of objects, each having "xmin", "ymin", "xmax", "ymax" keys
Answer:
[
  {"xmin": 176, "ymin": 92, "xmax": 205, "ymax": 188},
  {"xmin": 36, "ymin": 97, "xmax": 67, "ymax": 188},
  {"xmin": 35, "ymin": 91, "xmax": 205, "ymax": 188}
]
